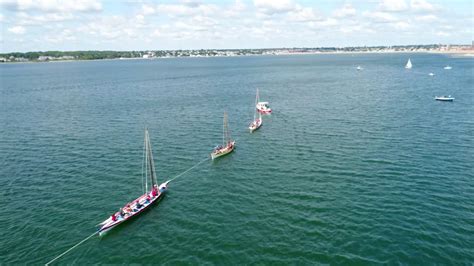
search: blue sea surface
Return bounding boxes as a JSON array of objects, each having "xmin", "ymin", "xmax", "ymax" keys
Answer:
[{"xmin": 0, "ymin": 54, "xmax": 473, "ymax": 264}]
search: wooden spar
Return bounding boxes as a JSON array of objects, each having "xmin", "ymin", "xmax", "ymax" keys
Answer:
[
  {"xmin": 142, "ymin": 129, "xmax": 147, "ymax": 193},
  {"xmin": 223, "ymin": 112, "xmax": 230, "ymax": 145},
  {"xmin": 146, "ymin": 129, "xmax": 158, "ymax": 187}
]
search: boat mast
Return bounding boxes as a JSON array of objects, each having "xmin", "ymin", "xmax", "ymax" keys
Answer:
[
  {"xmin": 142, "ymin": 129, "xmax": 148, "ymax": 193},
  {"xmin": 256, "ymin": 88, "xmax": 260, "ymax": 105},
  {"xmin": 254, "ymin": 89, "xmax": 258, "ymax": 121},
  {"xmin": 222, "ymin": 112, "xmax": 226, "ymax": 146},
  {"xmin": 223, "ymin": 112, "xmax": 230, "ymax": 145},
  {"xmin": 145, "ymin": 129, "xmax": 158, "ymax": 187}
]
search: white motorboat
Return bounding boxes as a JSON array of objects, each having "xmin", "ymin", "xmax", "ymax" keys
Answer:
[{"xmin": 435, "ymin": 95, "xmax": 455, "ymax": 101}]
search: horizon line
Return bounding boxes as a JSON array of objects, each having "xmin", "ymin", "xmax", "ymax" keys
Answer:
[{"xmin": 1, "ymin": 43, "xmax": 473, "ymax": 54}]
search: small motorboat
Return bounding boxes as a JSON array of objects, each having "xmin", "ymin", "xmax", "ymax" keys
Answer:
[
  {"xmin": 444, "ymin": 65, "xmax": 452, "ymax": 70},
  {"xmin": 256, "ymin": 101, "xmax": 272, "ymax": 114},
  {"xmin": 429, "ymin": 73, "xmax": 435, "ymax": 76},
  {"xmin": 435, "ymin": 95, "xmax": 455, "ymax": 101},
  {"xmin": 211, "ymin": 112, "xmax": 235, "ymax": 160},
  {"xmin": 356, "ymin": 65, "xmax": 363, "ymax": 70},
  {"xmin": 255, "ymin": 88, "xmax": 271, "ymax": 114}
]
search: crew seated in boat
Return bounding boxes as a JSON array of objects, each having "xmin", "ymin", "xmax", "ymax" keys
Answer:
[
  {"xmin": 151, "ymin": 186, "xmax": 158, "ymax": 197},
  {"xmin": 123, "ymin": 205, "xmax": 132, "ymax": 215},
  {"xmin": 145, "ymin": 196, "xmax": 151, "ymax": 204},
  {"xmin": 111, "ymin": 214, "xmax": 117, "ymax": 222},
  {"xmin": 135, "ymin": 200, "xmax": 143, "ymax": 209},
  {"xmin": 119, "ymin": 208, "xmax": 125, "ymax": 217}
]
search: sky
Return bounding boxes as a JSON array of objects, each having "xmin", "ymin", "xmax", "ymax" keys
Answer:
[{"xmin": 0, "ymin": 0, "xmax": 472, "ymax": 52}]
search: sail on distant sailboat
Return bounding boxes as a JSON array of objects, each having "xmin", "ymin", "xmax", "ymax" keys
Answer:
[{"xmin": 249, "ymin": 89, "xmax": 262, "ymax": 133}]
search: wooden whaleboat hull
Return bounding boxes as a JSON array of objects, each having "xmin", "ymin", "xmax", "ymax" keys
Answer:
[
  {"xmin": 211, "ymin": 141, "xmax": 235, "ymax": 160},
  {"xmin": 98, "ymin": 184, "xmax": 167, "ymax": 236}
]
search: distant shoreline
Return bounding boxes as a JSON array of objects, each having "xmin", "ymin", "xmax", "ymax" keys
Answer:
[{"xmin": 1, "ymin": 49, "xmax": 473, "ymax": 64}]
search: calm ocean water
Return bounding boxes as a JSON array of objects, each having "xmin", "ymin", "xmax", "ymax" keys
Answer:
[{"xmin": 1, "ymin": 54, "xmax": 473, "ymax": 264}]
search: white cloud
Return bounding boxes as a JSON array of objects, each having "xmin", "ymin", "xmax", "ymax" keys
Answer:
[
  {"xmin": 415, "ymin": 14, "xmax": 437, "ymax": 22},
  {"xmin": 378, "ymin": 0, "xmax": 408, "ymax": 12},
  {"xmin": 391, "ymin": 21, "xmax": 411, "ymax": 29},
  {"xmin": 224, "ymin": 0, "xmax": 246, "ymax": 17},
  {"xmin": 339, "ymin": 24, "xmax": 375, "ymax": 34},
  {"xmin": 436, "ymin": 31, "xmax": 450, "ymax": 37},
  {"xmin": 140, "ymin": 4, "xmax": 156, "ymax": 15},
  {"xmin": 78, "ymin": 16, "xmax": 138, "ymax": 40},
  {"xmin": 1, "ymin": 1, "xmax": 471, "ymax": 52},
  {"xmin": 308, "ymin": 18, "xmax": 339, "ymax": 28},
  {"xmin": 231, "ymin": 0, "xmax": 246, "ymax": 12},
  {"xmin": 45, "ymin": 29, "xmax": 76, "ymax": 43},
  {"xmin": 155, "ymin": 2, "xmax": 218, "ymax": 17},
  {"xmin": 16, "ymin": 12, "xmax": 75, "ymax": 26},
  {"xmin": 8, "ymin": 25, "xmax": 26, "ymax": 34},
  {"xmin": 334, "ymin": 4, "xmax": 356, "ymax": 18},
  {"xmin": 363, "ymin": 11, "xmax": 398, "ymax": 22},
  {"xmin": 135, "ymin": 14, "xmax": 145, "ymax": 21},
  {"xmin": 1, "ymin": 0, "xmax": 102, "ymax": 12},
  {"xmin": 151, "ymin": 29, "xmax": 161, "ymax": 37},
  {"xmin": 254, "ymin": 0, "xmax": 296, "ymax": 15},
  {"xmin": 156, "ymin": 4, "xmax": 190, "ymax": 16},
  {"xmin": 287, "ymin": 5, "xmax": 321, "ymax": 22},
  {"xmin": 410, "ymin": 0, "xmax": 437, "ymax": 12}
]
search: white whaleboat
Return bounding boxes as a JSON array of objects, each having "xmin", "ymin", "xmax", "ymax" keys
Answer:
[
  {"xmin": 405, "ymin": 58, "xmax": 412, "ymax": 69},
  {"xmin": 435, "ymin": 95, "xmax": 455, "ymax": 101},
  {"xmin": 249, "ymin": 89, "xmax": 262, "ymax": 133},
  {"xmin": 98, "ymin": 129, "xmax": 168, "ymax": 236},
  {"xmin": 211, "ymin": 112, "xmax": 235, "ymax": 160}
]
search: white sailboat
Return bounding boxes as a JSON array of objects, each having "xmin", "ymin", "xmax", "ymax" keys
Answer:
[
  {"xmin": 249, "ymin": 89, "xmax": 262, "ymax": 133},
  {"xmin": 97, "ymin": 129, "xmax": 168, "ymax": 236},
  {"xmin": 405, "ymin": 58, "xmax": 412, "ymax": 69},
  {"xmin": 211, "ymin": 112, "xmax": 235, "ymax": 160}
]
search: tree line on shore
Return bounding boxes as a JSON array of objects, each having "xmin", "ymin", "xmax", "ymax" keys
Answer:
[{"xmin": 0, "ymin": 44, "xmax": 467, "ymax": 62}]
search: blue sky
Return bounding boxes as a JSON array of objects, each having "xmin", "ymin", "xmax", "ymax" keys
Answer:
[{"xmin": 1, "ymin": 0, "xmax": 472, "ymax": 52}]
